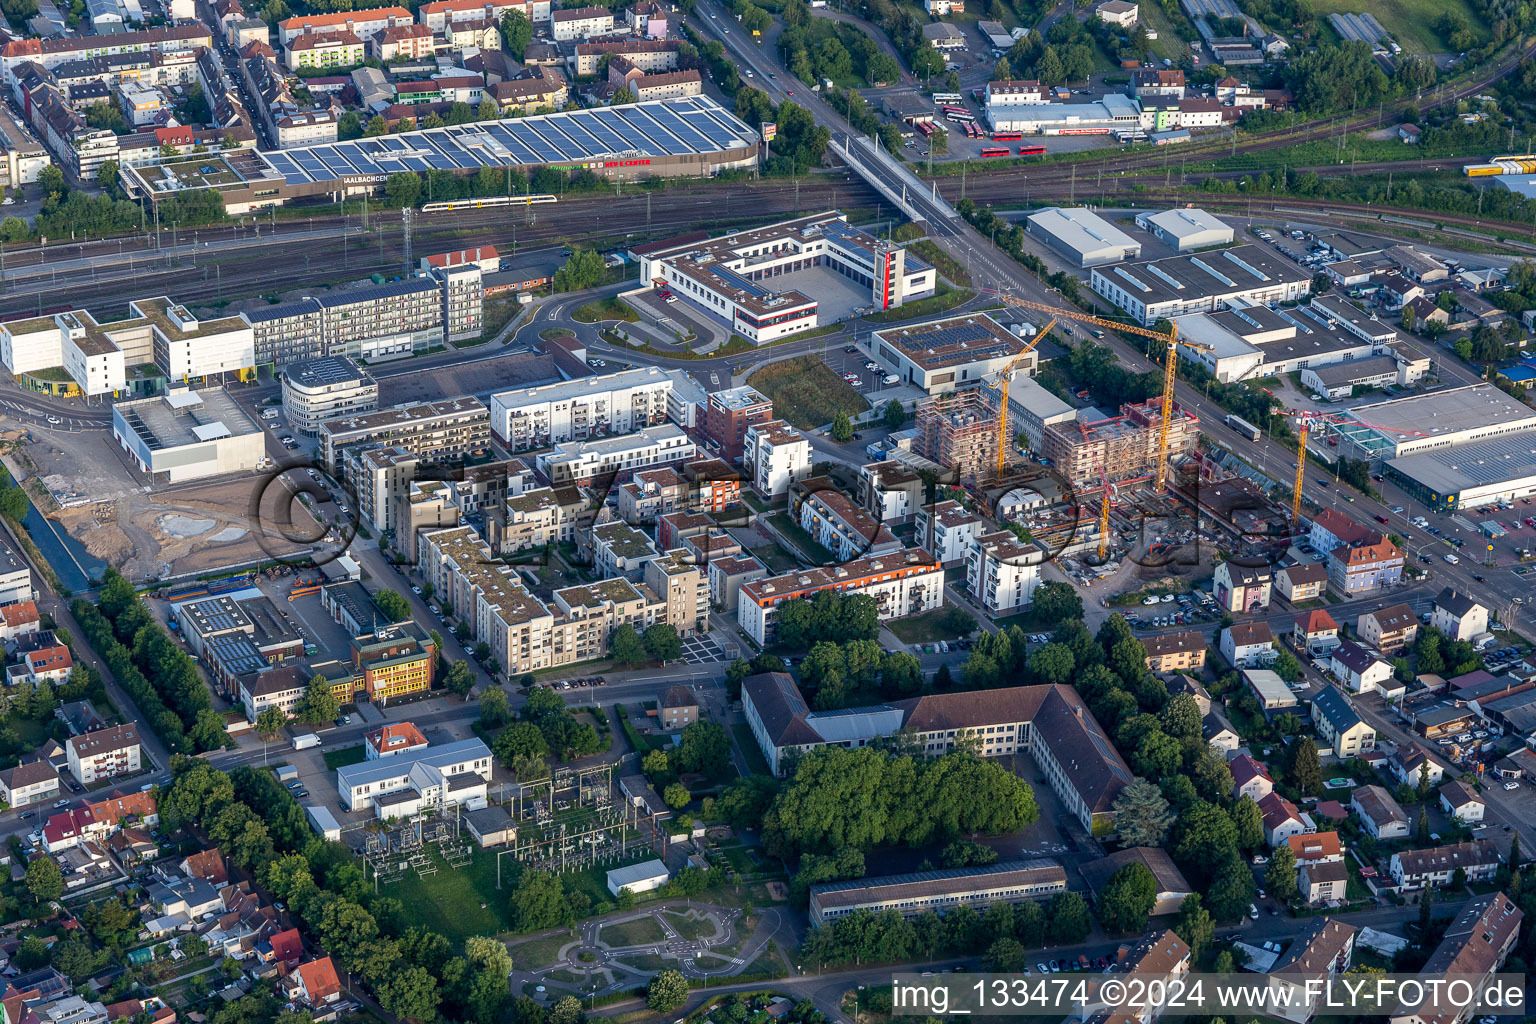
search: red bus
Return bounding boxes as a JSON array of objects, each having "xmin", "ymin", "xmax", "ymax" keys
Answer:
[
  {"xmin": 1018, "ymin": 144, "xmax": 1047, "ymax": 155},
  {"xmin": 966, "ymin": 123, "xmax": 983, "ymax": 139},
  {"xmin": 993, "ymin": 131, "xmax": 1023, "ymax": 141},
  {"xmin": 939, "ymin": 105, "xmax": 969, "ymax": 117},
  {"xmin": 915, "ymin": 120, "xmax": 934, "ymax": 136},
  {"xmin": 980, "ymin": 147, "xmax": 1010, "ymax": 157}
]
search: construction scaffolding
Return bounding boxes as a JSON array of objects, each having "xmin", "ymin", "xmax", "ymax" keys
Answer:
[
  {"xmin": 914, "ymin": 388, "xmax": 1000, "ymax": 484},
  {"xmin": 1042, "ymin": 399, "xmax": 1200, "ymax": 487}
]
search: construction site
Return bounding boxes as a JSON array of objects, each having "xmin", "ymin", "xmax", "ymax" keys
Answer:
[
  {"xmin": 913, "ymin": 388, "xmax": 1000, "ymax": 484},
  {"xmin": 1041, "ymin": 399, "xmax": 1202, "ymax": 487}
]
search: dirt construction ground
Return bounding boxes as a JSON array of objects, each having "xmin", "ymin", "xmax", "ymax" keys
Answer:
[{"xmin": 22, "ymin": 423, "xmax": 318, "ymax": 582}]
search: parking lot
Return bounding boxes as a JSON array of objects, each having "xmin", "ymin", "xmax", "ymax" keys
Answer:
[{"xmin": 822, "ymin": 343, "xmax": 907, "ymax": 403}]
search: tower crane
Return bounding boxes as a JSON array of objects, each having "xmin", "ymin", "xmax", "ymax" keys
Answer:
[
  {"xmin": 1278, "ymin": 409, "xmax": 1431, "ymax": 529},
  {"xmin": 979, "ymin": 292, "xmax": 1216, "ymax": 492},
  {"xmin": 986, "ymin": 317, "xmax": 1056, "ymax": 479}
]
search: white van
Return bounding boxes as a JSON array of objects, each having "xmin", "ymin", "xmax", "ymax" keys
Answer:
[
  {"xmin": 882, "ymin": 374, "xmax": 899, "ymax": 385},
  {"xmin": 1444, "ymin": 553, "xmax": 1459, "ymax": 564}
]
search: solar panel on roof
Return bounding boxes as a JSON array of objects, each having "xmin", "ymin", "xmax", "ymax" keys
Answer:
[
  {"xmin": 570, "ymin": 112, "xmax": 630, "ymax": 153},
  {"xmin": 647, "ymin": 104, "xmax": 711, "ymax": 150},
  {"xmin": 506, "ymin": 121, "xmax": 561, "ymax": 162},
  {"xmin": 620, "ymin": 106, "xmax": 689, "ymax": 155}
]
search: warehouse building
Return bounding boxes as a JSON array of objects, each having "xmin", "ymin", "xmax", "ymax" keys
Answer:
[
  {"xmin": 1134, "ymin": 208, "xmax": 1233, "ymax": 251},
  {"xmin": 1025, "ymin": 207, "xmax": 1142, "ymax": 267},
  {"xmin": 1334, "ymin": 384, "xmax": 1536, "ymax": 461},
  {"xmin": 281, "ymin": 356, "xmax": 379, "ymax": 436},
  {"xmin": 113, "ymin": 388, "xmax": 265, "ymax": 484},
  {"xmin": 1385, "ymin": 433, "xmax": 1536, "ymax": 510},
  {"xmin": 1301, "ymin": 355, "xmax": 1400, "ymax": 400},
  {"xmin": 123, "ymin": 97, "xmax": 760, "ymax": 214},
  {"xmin": 1090, "ymin": 245, "xmax": 1312, "ymax": 324},
  {"xmin": 810, "ymin": 861, "xmax": 1067, "ymax": 925},
  {"xmin": 987, "ymin": 92, "xmax": 1143, "ymax": 135},
  {"xmin": 871, "ymin": 313, "xmax": 1035, "ymax": 394},
  {"xmin": 638, "ymin": 212, "xmax": 936, "ymax": 343}
]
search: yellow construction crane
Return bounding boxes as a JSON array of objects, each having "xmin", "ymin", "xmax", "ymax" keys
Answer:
[
  {"xmin": 986, "ymin": 318, "xmax": 1056, "ymax": 479},
  {"xmin": 982, "ymin": 292, "xmax": 1214, "ymax": 493}
]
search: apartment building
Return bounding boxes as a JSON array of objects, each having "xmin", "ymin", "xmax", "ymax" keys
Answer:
[
  {"xmin": 536, "ymin": 423, "xmax": 696, "ymax": 488},
  {"xmin": 0, "ymin": 23, "xmax": 213, "ymax": 80},
  {"xmin": 738, "ymin": 549, "xmax": 943, "ymax": 646},
  {"xmin": 0, "ymin": 760, "xmax": 59, "ymax": 808},
  {"xmin": 617, "ymin": 467, "xmax": 687, "ymax": 525},
  {"xmin": 1268, "ymin": 919, "xmax": 1356, "ymax": 1022},
  {"xmin": 1431, "ymin": 589, "xmax": 1488, "ymax": 642},
  {"xmin": 277, "ymin": 6, "xmax": 413, "ymax": 44},
  {"xmin": 1040, "ymin": 399, "xmax": 1199, "ymax": 486},
  {"xmin": 417, "ymin": 0, "xmax": 537, "ymax": 32},
  {"xmin": 281, "ymin": 356, "xmax": 379, "ymax": 436},
  {"xmin": 1358, "ymin": 602, "xmax": 1419, "ymax": 653},
  {"xmin": 1221, "ymin": 621, "xmax": 1275, "ymax": 668},
  {"xmin": 67, "ymin": 724, "xmax": 141, "ymax": 785},
  {"xmin": 1328, "ymin": 536, "xmax": 1404, "ymax": 595},
  {"xmin": 857, "ymin": 461, "xmax": 925, "ymax": 526},
  {"xmin": 1389, "ymin": 840, "xmax": 1500, "ymax": 890},
  {"xmin": 744, "ymin": 419, "xmax": 810, "ymax": 499},
  {"xmin": 1313, "ymin": 684, "xmax": 1375, "ymax": 758},
  {"xmin": 570, "ymin": 38, "xmax": 678, "ymax": 76},
  {"xmin": 793, "ymin": 480, "xmax": 901, "ymax": 563},
  {"xmin": 1352, "ymin": 784, "xmax": 1410, "ymax": 840},
  {"xmin": 550, "ymin": 5, "xmax": 613, "ymax": 39},
  {"xmin": 965, "ymin": 530, "xmax": 1042, "ymax": 616},
  {"xmin": 285, "ymin": 30, "xmax": 364, "ymax": 68},
  {"xmin": 708, "ymin": 554, "xmax": 766, "ymax": 612},
  {"xmin": 916, "ymin": 500, "xmax": 985, "ymax": 567},
  {"xmin": 1214, "ymin": 560, "xmax": 1271, "ymax": 613},
  {"xmin": 592, "ymin": 522, "xmax": 660, "ymax": 582},
  {"xmin": 319, "ymin": 396, "xmax": 488, "ymax": 472},
  {"xmin": 488, "ymin": 367, "xmax": 672, "ymax": 451},
  {"xmin": 1143, "ymin": 631, "xmax": 1206, "ymax": 673},
  {"xmin": 1389, "ymin": 894, "xmax": 1520, "ymax": 1024},
  {"xmin": 702, "ymin": 385, "xmax": 773, "ymax": 462}
]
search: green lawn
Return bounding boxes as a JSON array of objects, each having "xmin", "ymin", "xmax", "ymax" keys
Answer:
[
  {"xmin": 863, "ymin": 285, "xmax": 975, "ymax": 324},
  {"xmin": 600, "ymin": 915, "xmax": 668, "ymax": 948},
  {"xmin": 1311, "ymin": 0, "xmax": 1487, "ymax": 53},
  {"xmin": 388, "ymin": 847, "xmax": 518, "ymax": 943},
  {"xmin": 885, "ymin": 607, "xmax": 973, "ymax": 644},
  {"xmin": 322, "ymin": 746, "xmax": 367, "ymax": 770},
  {"xmin": 509, "ymin": 933, "xmax": 577, "ymax": 970},
  {"xmin": 574, "ymin": 297, "xmax": 638, "ymax": 324},
  {"xmin": 766, "ymin": 512, "xmax": 837, "ymax": 565},
  {"xmin": 662, "ymin": 909, "xmax": 719, "ymax": 942},
  {"xmin": 747, "ymin": 355, "xmax": 870, "ymax": 430},
  {"xmin": 730, "ymin": 723, "xmax": 771, "ymax": 776}
]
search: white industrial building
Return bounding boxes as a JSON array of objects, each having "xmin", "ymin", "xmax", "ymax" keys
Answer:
[
  {"xmin": 1386, "ymin": 433, "xmax": 1536, "ymax": 511},
  {"xmin": 606, "ymin": 859, "xmax": 669, "ymax": 896},
  {"xmin": 1335, "ymin": 384, "xmax": 1536, "ymax": 461},
  {"xmin": 638, "ymin": 212, "xmax": 936, "ymax": 343},
  {"xmin": 1134, "ymin": 208, "xmax": 1234, "ymax": 251},
  {"xmin": 871, "ymin": 313, "xmax": 1037, "ymax": 394},
  {"xmin": 1090, "ymin": 245, "xmax": 1313, "ymax": 325},
  {"xmin": 987, "ymin": 92, "xmax": 1143, "ymax": 135},
  {"xmin": 488, "ymin": 367, "xmax": 673, "ymax": 451},
  {"xmin": 1025, "ymin": 207, "xmax": 1142, "ymax": 267},
  {"xmin": 112, "ymin": 388, "xmax": 266, "ymax": 484},
  {"xmin": 1301, "ymin": 355, "xmax": 1401, "ymax": 399},
  {"xmin": 335, "ymin": 737, "xmax": 493, "ymax": 817}
]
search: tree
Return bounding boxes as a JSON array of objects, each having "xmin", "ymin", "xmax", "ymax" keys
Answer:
[
  {"xmin": 254, "ymin": 707, "xmax": 288, "ymax": 739},
  {"xmin": 663, "ymin": 782, "xmax": 691, "ymax": 810},
  {"xmin": 553, "ymin": 249, "xmax": 606, "ymax": 291},
  {"xmin": 27, "ymin": 856, "xmax": 64, "ymax": 904},
  {"xmin": 610, "ymin": 86, "xmax": 637, "ymax": 105},
  {"xmin": 1112, "ymin": 778, "xmax": 1176, "ymax": 847},
  {"xmin": 831, "ymin": 410, "xmax": 853, "ymax": 443},
  {"xmin": 494, "ymin": 721, "xmax": 548, "ymax": 766},
  {"xmin": 525, "ymin": 686, "xmax": 564, "ymax": 718},
  {"xmin": 1207, "ymin": 853, "xmax": 1257, "ymax": 921},
  {"xmin": 1272, "ymin": 650, "xmax": 1302, "ymax": 682},
  {"xmin": 1032, "ymin": 581, "xmax": 1083, "ymax": 623},
  {"xmin": 1402, "ymin": 305, "xmax": 1418, "ymax": 332},
  {"xmin": 374, "ymin": 589, "xmax": 411, "ymax": 622},
  {"xmin": 363, "ymin": 115, "xmax": 389, "ymax": 136},
  {"xmin": 384, "ymin": 171, "xmax": 422, "ymax": 209},
  {"xmin": 479, "ymin": 686, "xmax": 512, "ymax": 727},
  {"xmin": 610, "ymin": 624, "xmax": 644, "ymax": 666},
  {"xmin": 294, "ymin": 675, "xmax": 340, "ymax": 725},
  {"xmin": 1266, "ymin": 844, "xmax": 1298, "ymax": 903},
  {"xmin": 987, "ymin": 936, "xmax": 1028, "ymax": 972},
  {"xmin": 1416, "ymin": 807, "xmax": 1432, "ymax": 844},
  {"xmin": 1045, "ymin": 892, "xmax": 1091, "ymax": 943},
  {"xmin": 675, "ymin": 721, "xmax": 730, "ymax": 777},
  {"xmin": 642, "ymin": 624, "xmax": 681, "ymax": 664},
  {"xmin": 548, "ymin": 996, "xmax": 585, "ymax": 1024},
  {"xmin": 0, "ymin": 482, "xmax": 29, "ymax": 521},
  {"xmin": 1174, "ymin": 800, "xmax": 1239, "ymax": 876},
  {"xmin": 501, "ymin": 8, "xmax": 532, "ymax": 57},
  {"xmin": 882, "ymin": 399, "xmax": 905, "ymax": 429},
  {"xmin": 510, "ymin": 870, "xmax": 571, "ymax": 931},
  {"xmin": 1286, "ymin": 737, "xmax": 1322, "ymax": 796},
  {"xmin": 647, "ymin": 970, "xmax": 689, "ymax": 1013},
  {"xmin": 1100, "ymin": 862, "xmax": 1157, "ymax": 933},
  {"xmin": 1232, "ymin": 794, "xmax": 1263, "ymax": 852},
  {"xmin": 443, "ymin": 660, "xmax": 474, "ymax": 698},
  {"xmin": 1174, "ymin": 894, "xmax": 1214, "ymax": 958}
]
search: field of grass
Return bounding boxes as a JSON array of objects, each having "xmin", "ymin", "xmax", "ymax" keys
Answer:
[
  {"xmin": 322, "ymin": 746, "xmax": 367, "ymax": 770},
  {"xmin": 509, "ymin": 933, "xmax": 577, "ymax": 969},
  {"xmin": 906, "ymin": 239, "xmax": 972, "ymax": 288},
  {"xmin": 600, "ymin": 915, "xmax": 669, "ymax": 947},
  {"xmin": 1311, "ymin": 0, "xmax": 1486, "ymax": 53},
  {"xmin": 574, "ymin": 297, "xmax": 638, "ymax": 323},
  {"xmin": 885, "ymin": 607, "xmax": 973, "ymax": 644},
  {"xmin": 730, "ymin": 723, "xmax": 772, "ymax": 776},
  {"xmin": 747, "ymin": 354, "xmax": 869, "ymax": 430},
  {"xmin": 388, "ymin": 848, "xmax": 517, "ymax": 943},
  {"xmin": 663, "ymin": 909, "xmax": 718, "ymax": 942}
]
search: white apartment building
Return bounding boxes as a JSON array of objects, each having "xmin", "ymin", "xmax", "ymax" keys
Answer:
[
  {"xmin": 965, "ymin": 530, "xmax": 1042, "ymax": 615},
  {"xmin": 281, "ymin": 355, "xmax": 379, "ymax": 436},
  {"xmin": 0, "ymin": 533, "xmax": 35, "ymax": 607},
  {"xmin": 592, "ymin": 522, "xmax": 661, "ymax": 582},
  {"xmin": 916, "ymin": 500, "xmax": 984, "ymax": 567},
  {"xmin": 345, "ymin": 445, "xmax": 419, "ymax": 533},
  {"xmin": 796, "ymin": 486, "xmax": 901, "ymax": 563},
  {"xmin": 417, "ymin": 0, "xmax": 541, "ymax": 32},
  {"xmin": 488, "ymin": 367, "xmax": 672, "ymax": 451},
  {"xmin": 138, "ymin": 299, "xmax": 256, "ymax": 382},
  {"xmin": 745, "ymin": 419, "xmax": 810, "ymax": 499},
  {"xmin": 277, "ymin": 6, "xmax": 413, "ymax": 43},
  {"xmin": 67, "ymin": 724, "xmax": 142, "ymax": 785},
  {"xmin": 536, "ymin": 423, "xmax": 696, "ymax": 488},
  {"xmin": 738, "ymin": 549, "xmax": 944, "ymax": 646},
  {"xmin": 550, "ymin": 5, "xmax": 613, "ymax": 40}
]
